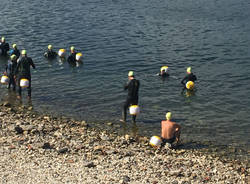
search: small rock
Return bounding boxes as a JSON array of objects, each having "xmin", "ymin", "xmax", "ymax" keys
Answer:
[
  {"xmin": 84, "ymin": 162, "xmax": 96, "ymax": 168},
  {"xmin": 43, "ymin": 116, "xmax": 50, "ymax": 121},
  {"xmin": 42, "ymin": 142, "xmax": 52, "ymax": 149},
  {"xmin": 3, "ymin": 102, "xmax": 11, "ymax": 107},
  {"xmin": 107, "ymin": 122, "xmax": 113, "ymax": 126},
  {"xmin": 15, "ymin": 126, "xmax": 24, "ymax": 134},
  {"xmin": 58, "ymin": 147, "xmax": 68, "ymax": 154}
]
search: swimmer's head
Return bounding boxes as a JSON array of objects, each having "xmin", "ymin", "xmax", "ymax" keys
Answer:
[
  {"xmin": 166, "ymin": 112, "xmax": 172, "ymax": 120},
  {"xmin": 70, "ymin": 46, "xmax": 75, "ymax": 52},
  {"xmin": 21, "ymin": 50, "xmax": 27, "ymax": 55},
  {"xmin": 12, "ymin": 44, "xmax": 17, "ymax": 49},
  {"xmin": 187, "ymin": 67, "xmax": 191, "ymax": 74},
  {"xmin": 48, "ymin": 44, "xmax": 52, "ymax": 50},
  {"xmin": 10, "ymin": 54, "xmax": 16, "ymax": 60},
  {"xmin": 1, "ymin": 37, "xmax": 5, "ymax": 42},
  {"xmin": 128, "ymin": 71, "xmax": 134, "ymax": 77}
]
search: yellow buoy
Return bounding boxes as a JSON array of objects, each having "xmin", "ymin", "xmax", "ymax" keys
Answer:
[
  {"xmin": 129, "ymin": 105, "xmax": 140, "ymax": 115},
  {"xmin": 1, "ymin": 75, "xmax": 9, "ymax": 84},
  {"xmin": 186, "ymin": 81, "xmax": 194, "ymax": 90},
  {"xmin": 149, "ymin": 136, "xmax": 162, "ymax": 148},
  {"xmin": 160, "ymin": 66, "xmax": 168, "ymax": 72},
  {"xmin": 58, "ymin": 49, "xmax": 66, "ymax": 57},
  {"xmin": 76, "ymin": 53, "xmax": 83, "ymax": 61},
  {"xmin": 20, "ymin": 78, "xmax": 29, "ymax": 88}
]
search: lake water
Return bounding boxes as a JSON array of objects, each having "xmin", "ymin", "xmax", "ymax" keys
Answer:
[{"xmin": 0, "ymin": 0, "xmax": 249, "ymax": 158}]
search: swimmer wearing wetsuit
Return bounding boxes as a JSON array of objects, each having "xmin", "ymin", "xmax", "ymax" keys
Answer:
[
  {"xmin": 5, "ymin": 54, "xmax": 17, "ymax": 90},
  {"xmin": 15, "ymin": 50, "xmax": 36, "ymax": 99},
  {"xmin": 122, "ymin": 71, "xmax": 140, "ymax": 123},
  {"xmin": 67, "ymin": 46, "xmax": 77, "ymax": 64},
  {"xmin": 44, "ymin": 45, "xmax": 57, "ymax": 59},
  {"xmin": 181, "ymin": 67, "xmax": 197, "ymax": 86},
  {"xmin": 0, "ymin": 37, "xmax": 9, "ymax": 56},
  {"xmin": 161, "ymin": 112, "xmax": 181, "ymax": 147},
  {"xmin": 9, "ymin": 44, "xmax": 20, "ymax": 59}
]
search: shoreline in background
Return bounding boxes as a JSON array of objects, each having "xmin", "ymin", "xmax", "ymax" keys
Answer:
[{"xmin": 0, "ymin": 102, "xmax": 249, "ymax": 183}]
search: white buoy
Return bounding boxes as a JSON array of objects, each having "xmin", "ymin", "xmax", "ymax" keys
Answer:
[
  {"xmin": 76, "ymin": 53, "xmax": 82, "ymax": 61},
  {"xmin": 149, "ymin": 136, "xmax": 162, "ymax": 147},
  {"xmin": 58, "ymin": 49, "xmax": 66, "ymax": 57},
  {"xmin": 1, "ymin": 75, "xmax": 9, "ymax": 84},
  {"xmin": 20, "ymin": 78, "xmax": 29, "ymax": 88},
  {"xmin": 129, "ymin": 105, "xmax": 140, "ymax": 115}
]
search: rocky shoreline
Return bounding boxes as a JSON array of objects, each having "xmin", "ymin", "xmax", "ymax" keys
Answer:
[{"xmin": 0, "ymin": 103, "xmax": 249, "ymax": 184}]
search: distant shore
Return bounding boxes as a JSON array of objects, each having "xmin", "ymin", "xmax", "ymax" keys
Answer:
[{"xmin": 0, "ymin": 103, "xmax": 249, "ymax": 183}]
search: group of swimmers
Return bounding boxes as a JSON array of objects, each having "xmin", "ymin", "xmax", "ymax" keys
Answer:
[
  {"xmin": 122, "ymin": 66, "xmax": 197, "ymax": 147},
  {"xmin": 0, "ymin": 36, "xmax": 82, "ymax": 99},
  {"xmin": 1, "ymin": 35, "xmax": 197, "ymax": 147}
]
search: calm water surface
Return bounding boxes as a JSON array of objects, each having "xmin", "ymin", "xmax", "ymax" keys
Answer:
[{"xmin": 0, "ymin": 0, "xmax": 249, "ymax": 157}]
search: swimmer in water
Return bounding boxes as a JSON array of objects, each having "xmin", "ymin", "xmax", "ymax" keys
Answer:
[
  {"xmin": 181, "ymin": 67, "xmax": 197, "ymax": 86},
  {"xmin": 44, "ymin": 44, "xmax": 57, "ymax": 59},
  {"xmin": 15, "ymin": 50, "xmax": 36, "ymax": 99},
  {"xmin": 9, "ymin": 44, "xmax": 20, "ymax": 59},
  {"xmin": 161, "ymin": 112, "xmax": 181, "ymax": 147},
  {"xmin": 0, "ymin": 37, "xmax": 10, "ymax": 56},
  {"xmin": 67, "ymin": 46, "xmax": 77, "ymax": 64},
  {"xmin": 121, "ymin": 71, "xmax": 140, "ymax": 123},
  {"xmin": 158, "ymin": 66, "xmax": 169, "ymax": 78},
  {"xmin": 5, "ymin": 54, "xmax": 17, "ymax": 90}
]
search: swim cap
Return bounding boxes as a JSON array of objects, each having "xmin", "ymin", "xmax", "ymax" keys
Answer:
[
  {"xmin": 187, "ymin": 67, "xmax": 191, "ymax": 73},
  {"xmin": 48, "ymin": 45, "xmax": 52, "ymax": 49},
  {"xmin": 1, "ymin": 37, "xmax": 5, "ymax": 42},
  {"xmin": 70, "ymin": 46, "xmax": 75, "ymax": 51},
  {"xmin": 21, "ymin": 50, "xmax": 27, "ymax": 55},
  {"xmin": 10, "ymin": 54, "xmax": 16, "ymax": 60},
  {"xmin": 128, "ymin": 71, "xmax": 134, "ymax": 77},
  {"xmin": 161, "ymin": 66, "xmax": 168, "ymax": 72},
  {"xmin": 12, "ymin": 44, "xmax": 17, "ymax": 48},
  {"xmin": 186, "ymin": 81, "xmax": 194, "ymax": 90},
  {"xmin": 166, "ymin": 112, "xmax": 172, "ymax": 120}
]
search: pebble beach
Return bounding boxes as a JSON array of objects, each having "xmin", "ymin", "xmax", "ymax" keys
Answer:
[{"xmin": 0, "ymin": 103, "xmax": 249, "ymax": 184}]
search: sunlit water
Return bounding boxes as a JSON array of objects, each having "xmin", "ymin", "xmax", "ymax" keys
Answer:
[{"xmin": 0, "ymin": 0, "xmax": 249, "ymax": 159}]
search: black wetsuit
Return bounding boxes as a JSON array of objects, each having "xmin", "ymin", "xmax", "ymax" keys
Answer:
[
  {"xmin": 5, "ymin": 59, "xmax": 17, "ymax": 90},
  {"xmin": 15, "ymin": 56, "xmax": 36, "ymax": 97},
  {"xmin": 44, "ymin": 49, "xmax": 57, "ymax": 59},
  {"xmin": 67, "ymin": 52, "xmax": 77, "ymax": 64},
  {"xmin": 181, "ymin": 73, "xmax": 197, "ymax": 85},
  {"xmin": 123, "ymin": 78, "xmax": 140, "ymax": 122},
  {"xmin": 10, "ymin": 49, "xmax": 21, "ymax": 59},
  {"xmin": 0, "ymin": 42, "xmax": 10, "ymax": 56}
]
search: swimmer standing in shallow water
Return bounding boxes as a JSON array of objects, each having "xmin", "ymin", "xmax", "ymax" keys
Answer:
[
  {"xmin": 161, "ymin": 112, "xmax": 181, "ymax": 147},
  {"xmin": 121, "ymin": 71, "xmax": 140, "ymax": 123},
  {"xmin": 181, "ymin": 67, "xmax": 197, "ymax": 86}
]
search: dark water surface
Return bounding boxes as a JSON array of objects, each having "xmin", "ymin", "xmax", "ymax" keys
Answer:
[{"xmin": 1, "ymin": 0, "xmax": 250, "ymax": 158}]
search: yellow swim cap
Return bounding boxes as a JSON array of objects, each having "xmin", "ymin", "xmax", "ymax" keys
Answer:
[
  {"xmin": 12, "ymin": 44, "xmax": 17, "ymax": 48},
  {"xmin": 48, "ymin": 45, "xmax": 52, "ymax": 49},
  {"xmin": 161, "ymin": 66, "xmax": 168, "ymax": 72},
  {"xmin": 187, "ymin": 67, "xmax": 191, "ymax": 73},
  {"xmin": 70, "ymin": 46, "xmax": 75, "ymax": 51},
  {"xmin": 128, "ymin": 71, "xmax": 134, "ymax": 77},
  {"xmin": 10, "ymin": 54, "xmax": 16, "ymax": 60},
  {"xmin": 166, "ymin": 112, "xmax": 172, "ymax": 120},
  {"xmin": 1, "ymin": 37, "xmax": 5, "ymax": 42},
  {"xmin": 186, "ymin": 81, "xmax": 194, "ymax": 90},
  {"xmin": 21, "ymin": 50, "xmax": 27, "ymax": 55}
]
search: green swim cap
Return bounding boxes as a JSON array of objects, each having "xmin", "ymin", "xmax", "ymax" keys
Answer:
[
  {"xmin": 13, "ymin": 44, "xmax": 17, "ymax": 48},
  {"xmin": 21, "ymin": 50, "xmax": 27, "ymax": 55},
  {"xmin": 48, "ymin": 45, "xmax": 52, "ymax": 49},
  {"xmin": 70, "ymin": 46, "xmax": 75, "ymax": 51},
  {"xmin": 187, "ymin": 67, "xmax": 191, "ymax": 73},
  {"xmin": 1, "ymin": 37, "xmax": 5, "ymax": 42},
  {"xmin": 166, "ymin": 112, "xmax": 172, "ymax": 120},
  {"xmin": 10, "ymin": 54, "xmax": 16, "ymax": 60},
  {"xmin": 128, "ymin": 71, "xmax": 134, "ymax": 77}
]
